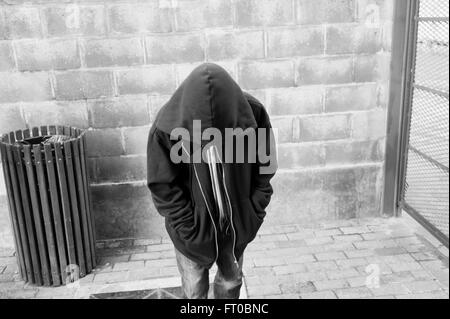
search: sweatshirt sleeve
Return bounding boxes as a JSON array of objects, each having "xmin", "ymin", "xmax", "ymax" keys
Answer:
[
  {"xmin": 251, "ymin": 102, "xmax": 278, "ymax": 217},
  {"xmin": 147, "ymin": 127, "xmax": 193, "ymax": 229}
]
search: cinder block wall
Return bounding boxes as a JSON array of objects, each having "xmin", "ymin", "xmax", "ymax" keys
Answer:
[{"xmin": 0, "ymin": 0, "xmax": 393, "ymax": 243}]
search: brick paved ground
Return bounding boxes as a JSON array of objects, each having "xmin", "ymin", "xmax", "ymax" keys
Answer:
[{"xmin": 0, "ymin": 215, "xmax": 448, "ymax": 299}]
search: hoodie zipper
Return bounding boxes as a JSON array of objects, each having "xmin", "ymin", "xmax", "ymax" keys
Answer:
[
  {"xmin": 182, "ymin": 142, "xmax": 219, "ymax": 264},
  {"xmin": 213, "ymin": 146, "xmax": 239, "ymax": 267}
]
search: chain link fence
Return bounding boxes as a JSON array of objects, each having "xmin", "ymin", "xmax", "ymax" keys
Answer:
[{"xmin": 403, "ymin": 0, "xmax": 449, "ymax": 242}]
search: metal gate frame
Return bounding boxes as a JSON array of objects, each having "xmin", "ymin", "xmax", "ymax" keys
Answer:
[{"xmin": 384, "ymin": 0, "xmax": 449, "ymax": 248}]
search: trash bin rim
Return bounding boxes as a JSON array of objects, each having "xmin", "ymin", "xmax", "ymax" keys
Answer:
[{"xmin": 0, "ymin": 125, "xmax": 86, "ymax": 146}]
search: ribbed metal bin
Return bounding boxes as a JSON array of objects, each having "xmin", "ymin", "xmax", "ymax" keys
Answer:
[{"xmin": 0, "ymin": 126, "xmax": 96, "ymax": 286}]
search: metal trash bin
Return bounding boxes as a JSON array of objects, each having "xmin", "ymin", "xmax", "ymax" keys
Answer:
[{"xmin": 0, "ymin": 126, "xmax": 96, "ymax": 287}]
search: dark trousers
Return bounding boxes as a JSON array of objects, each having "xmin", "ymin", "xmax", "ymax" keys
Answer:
[{"xmin": 175, "ymin": 232, "xmax": 243, "ymax": 299}]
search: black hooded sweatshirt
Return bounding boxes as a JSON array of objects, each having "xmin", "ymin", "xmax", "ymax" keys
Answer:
[{"xmin": 147, "ymin": 63, "xmax": 277, "ymax": 267}]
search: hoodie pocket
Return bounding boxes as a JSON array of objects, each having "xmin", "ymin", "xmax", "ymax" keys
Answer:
[{"xmin": 233, "ymin": 198, "xmax": 264, "ymax": 248}]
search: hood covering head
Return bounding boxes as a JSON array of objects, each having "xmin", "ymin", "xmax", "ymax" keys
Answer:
[{"xmin": 155, "ymin": 63, "xmax": 257, "ymax": 141}]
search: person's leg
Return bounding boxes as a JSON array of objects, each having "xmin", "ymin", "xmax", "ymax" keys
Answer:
[
  {"xmin": 213, "ymin": 234, "xmax": 244, "ymax": 299},
  {"xmin": 175, "ymin": 249, "xmax": 209, "ymax": 299}
]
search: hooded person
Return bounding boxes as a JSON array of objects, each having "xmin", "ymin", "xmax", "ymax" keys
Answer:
[{"xmin": 147, "ymin": 63, "xmax": 277, "ymax": 299}]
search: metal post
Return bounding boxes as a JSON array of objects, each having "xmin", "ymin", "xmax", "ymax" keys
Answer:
[{"xmin": 382, "ymin": 0, "xmax": 420, "ymax": 217}]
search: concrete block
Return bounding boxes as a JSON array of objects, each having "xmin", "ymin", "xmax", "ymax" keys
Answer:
[
  {"xmin": 54, "ymin": 70, "xmax": 114, "ymax": 100},
  {"xmin": 84, "ymin": 37, "xmax": 144, "ymax": 67},
  {"xmin": 267, "ymin": 27, "xmax": 324, "ymax": 58},
  {"xmin": 88, "ymin": 95, "xmax": 149, "ymax": 129},
  {"xmin": 297, "ymin": 56, "xmax": 353, "ymax": 85},
  {"xmin": 239, "ymin": 60, "xmax": 295, "ymax": 89},
  {"xmin": 145, "ymin": 33, "xmax": 205, "ymax": 64},
  {"xmin": 207, "ymin": 30, "xmax": 264, "ymax": 60},
  {"xmin": 236, "ymin": 0, "xmax": 294, "ymax": 27},
  {"xmin": 117, "ymin": 65, "xmax": 176, "ymax": 95}
]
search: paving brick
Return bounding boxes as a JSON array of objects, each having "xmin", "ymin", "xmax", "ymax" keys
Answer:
[
  {"xmin": 146, "ymin": 33, "xmax": 204, "ymax": 64},
  {"xmin": 264, "ymin": 293, "xmax": 300, "ymax": 299},
  {"xmin": 296, "ymin": 0, "xmax": 356, "ymax": 24},
  {"xmin": 267, "ymin": 27, "xmax": 324, "ymax": 58},
  {"xmin": 146, "ymin": 243, "xmax": 173, "ymax": 252},
  {"xmin": 84, "ymin": 37, "xmax": 144, "ymax": 67},
  {"xmin": 369, "ymin": 254, "xmax": 416, "ymax": 265},
  {"xmin": 108, "ymin": 3, "xmax": 172, "ymax": 34},
  {"xmin": 175, "ymin": 0, "xmax": 232, "ymax": 31},
  {"xmin": 336, "ymin": 258, "xmax": 368, "ymax": 269},
  {"xmin": 236, "ymin": 0, "xmax": 294, "ymax": 27},
  {"xmin": 247, "ymin": 284, "xmax": 281, "ymax": 297},
  {"xmin": 86, "ymin": 129, "xmax": 124, "ymax": 157},
  {"xmin": 117, "ymin": 66, "xmax": 176, "ymax": 95},
  {"xmin": 0, "ymin": 42, "xmax": 15, "ymax": 71},
  {"xmin": 315, "ymin": 252, "xmax": 347, "ymax": 261},
  {"xmin": 280, "ymin": 281, "xmax": 316, "ymax": 294},
  {"xmin": 258, "ymin": 234, "xmax": 289, "ymax": 242},
  {"xmin": 269, "ymin": 86, "xmax": 324, "ymax": 116},
  {"xmin": 1, "ymin": 288, "xmax": 38, "ymax": 298},
  {"xmin": 260, "ymin": 224, "xmax": 299, "ymax": 235},
  {"xmin": 347, "ymin": 275, "xmax": 368, "ymax": 287},
  {"xmin": 314, "ymin": 279, "xmax": 349, "ymax": 290},
  {"xmin": 0, "ymin": 8, "xmax": 7, "ymax": 40},
  {"xmin": 23, "ymin": 100, "xmax": 89, "ymax": 129},
  {"xmin": 362, "ymin": 232, "xmax": 395, "ymax": 241},
  {"xmin": 113, "ymin": 260, "xmax": 145, "ymax": 271},
  {"xmin": 93, "ymin": 271, "xmax": 129, "ymax": 283},
  {"xmin": 344, "ymin": 249, "xmax": 374, "ymax": 259},
  {"xmin": 327, "ymin": 24, "xmax": 382, "ymax": 54},
  {"xmin": 285, "ymin": 254, "xmax": 317, "ymax": 264},
  {"xmin": 159, "ymin": 266, "xmax": 180, "ymax": 277},
  {"xmin": 273, "ymin": 264, "xmax": 308, "ymax": 275},
  {"xmin": 352, "ymin": 109, "xmax": 387, "ymax": 140},
  {"xmin": 300, "ymin": 114, "xmax": 351, "ymax": 142},
  {"xmin": 45, "ymin": 5, "xmax": 105, "ymax": 36},
  {"xmin": 88, "ymin": 95, "xmax": 149, "ymax": 129},
  {"xmin": 314, "ymin": 228, "xmax": 343, "ymax": 237},
  {"xmin": 55, "ymin": 70, "xmax": 114, "ymax": 100},
  {"xmin": 97, "ymin": 255, "xmax": 130, "ymax": 266},
  {"xmin": 243, "ymin": 266, "xmax": 274, "ymax": 277},
  {"xmin": 297, "ymin": 56, "xmax": 353, "ymax": 85},
  {"xmin": 380, "ymin": 272, "xmax": 416, "ymax": 285},
  {"xmin": 335, "ymin": 286, "xmax": 372, "ymax": 299},
  {"xmin": 123, "ymin": 126, "xmax": 151, "ymax": 155},
  {"xmin": 239, "ymin": 60, "xmax": 295, "ymax": 90},
  {"xmin": 253, "ymin": 257, "xmax": 286, "ymax": 267},
  {"xmin": 304, "ymin": 236, "xmax": 334, "ymax": 246},
  {"xmin": 300, "ymin": 290, "xmax": 337, "ymax": 299},
  {"xmin": 411, "ymin": 252, "xmax": 440, "ymax": 262},
  {"xmin": 371, "ymin": 283, "xmax": 409, "ymax": 296},
  {"xmin": 305, "ymin": 261, "xmax": 338, "ymax": 272},
  {"xmin": 207, "ymin": 30, "xmax": 264, "ymax": 60},
  {"xmin": 294, "ymin": 271, "xmax": 329, "ymax": 282},
  {"xmin": 4, "ymin": 6, "xmax": 41, "ymax": 39},
  {"xmin": 15, "ymin": 39, "xmax": 80, "ymax": 71},
  {"xmin": 390, "ymin": 262, "xmax": 423, "ymax": 273},
  {"xmin": 144, "ymin": 258, "xmax": 176, "ymax": 268},
  {"xmin": 0, "ymin": 72, "xmax": 52, "ymax": 103},
  {"xmin": 327, "ymin": 268, "xmax": 360, "ymax": 280},
  {"xmin": 396, "ymin": 291, "xmax": 449, "ymax": 299}
]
